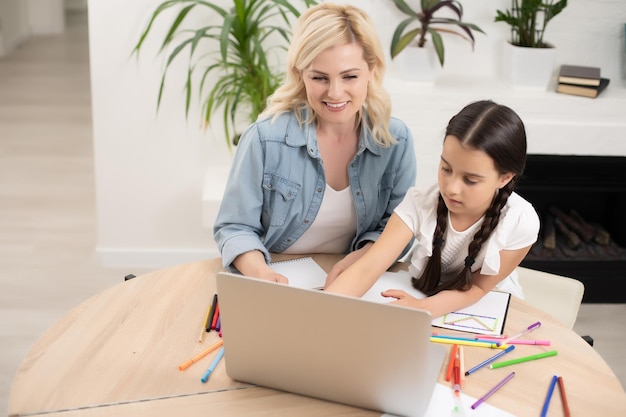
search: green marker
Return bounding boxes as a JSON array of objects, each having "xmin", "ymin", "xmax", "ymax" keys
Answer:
[{"xmin": 489, "ymin": 350, "xmax": 558, "ymax": 369}]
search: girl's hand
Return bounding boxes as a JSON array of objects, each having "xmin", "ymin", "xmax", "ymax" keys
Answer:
[
  {"xmin": 382, "ymin": 289, "xmax": 422, "ymax": 308},
  {"xmin": 324, "ymin": 243, "xmax": 373, "ymax": 288}
]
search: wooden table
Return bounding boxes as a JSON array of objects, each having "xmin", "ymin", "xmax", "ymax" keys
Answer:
[{"xmin": 9, "ymin": 255, "xmax": 626, "ymax": 416}]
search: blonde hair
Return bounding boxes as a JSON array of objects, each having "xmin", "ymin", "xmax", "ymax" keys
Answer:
[{"xmin": 262, "ymin": 3, "xmax": 395, "ymax": 147}]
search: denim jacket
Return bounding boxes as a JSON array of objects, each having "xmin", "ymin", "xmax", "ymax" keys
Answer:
[{"xmin": 213, "ymin": 111, "xmax": 417, "ymax": 269}]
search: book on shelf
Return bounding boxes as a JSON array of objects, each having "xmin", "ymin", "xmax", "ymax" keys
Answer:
[
  {"xmin": 556, "ymin": 78, "xmax": 610, "ymax": 98},
  {"xmin": 557, "ymin": 64, "xmax": 601, "ymax": 86}
]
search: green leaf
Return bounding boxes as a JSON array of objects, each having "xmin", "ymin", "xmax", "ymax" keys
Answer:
[{"xmin": 428, "ymin": 28, "xmax": 444, "ymax": 66}]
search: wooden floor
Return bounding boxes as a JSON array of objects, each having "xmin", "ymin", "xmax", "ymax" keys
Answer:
[{"xmin": 0, "ymin": 10, "xmax": 624, "ymax": 415}]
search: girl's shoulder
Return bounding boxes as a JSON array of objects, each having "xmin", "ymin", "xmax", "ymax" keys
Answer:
[{"xmin": 500, "ymin": 191, "xmax": 541, "ymax": 231}]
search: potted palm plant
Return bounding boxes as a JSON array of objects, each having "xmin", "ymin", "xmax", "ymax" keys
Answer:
[
  {"xmin": 132, "ymin": 0, "xmax": 316, "ymax": 148},
  {"xmin": 495, "ymin": 0, "xmax": 568, "ymax": 89},
  {"xmin": 390, "ymin": 0, "xmax": 484, "ymax": 82}
]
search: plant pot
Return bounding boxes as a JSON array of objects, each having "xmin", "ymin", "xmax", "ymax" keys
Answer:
[
  {"xmin": 396, "ymin": 45, "xmax": 441, "ymax": 84},
  {"xmin": 502, "ymin": 41, "xmax": 556, "ymax": 91}
]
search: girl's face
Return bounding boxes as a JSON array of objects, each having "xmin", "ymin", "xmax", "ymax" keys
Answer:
[
  {"xmin": 438, "ymin": 135, "xmax": 514, "ymax": 221},
  {"xmin": 302, "ymin": 43, "xmax": 373, "ymax": 129}
]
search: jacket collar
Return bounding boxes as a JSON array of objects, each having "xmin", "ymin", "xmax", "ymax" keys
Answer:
[{"xmin": 284, "ymin": 107, "xmax": 381, "ymax": 156}]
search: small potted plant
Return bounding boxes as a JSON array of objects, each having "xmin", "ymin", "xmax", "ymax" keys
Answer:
[
  {"xmin": 494, "ymin": 0, "xmax": 568, "ymax": 89},
  {"xmin": 390, "ymin": 0, "xmax": 484, "ymax": 81}
]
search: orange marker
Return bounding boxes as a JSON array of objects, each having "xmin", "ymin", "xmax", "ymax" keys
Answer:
[
  {"xmin": 178, "ymin": 339, "xmax": 224, "ymax": 371},
  {"xmin": 445, "ymin": 344, "xmax": 458, "ymax": 382}
]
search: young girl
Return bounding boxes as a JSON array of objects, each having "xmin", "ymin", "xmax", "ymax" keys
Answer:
[{"xmin": 325, "ymin": 100, "xmax": 540, "ymax": 318}]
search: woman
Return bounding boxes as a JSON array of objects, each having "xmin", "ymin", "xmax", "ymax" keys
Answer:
[{"xmin": 213, "ymin": 3, "xmax": 416, "ymax": 282}]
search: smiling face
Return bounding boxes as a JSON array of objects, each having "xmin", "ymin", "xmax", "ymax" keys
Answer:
[
  {"xmin": 302, "ymin": 43, "xmax": 373, "ymax": 129},
  {"xmin": 438, "ymin": 135, "xmax": 514, "ymax": 223}
]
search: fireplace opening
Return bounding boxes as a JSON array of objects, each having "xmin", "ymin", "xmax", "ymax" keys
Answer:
[{"xmin": 516, "ymin": 154, "xmax": 626, "ymax": 303}]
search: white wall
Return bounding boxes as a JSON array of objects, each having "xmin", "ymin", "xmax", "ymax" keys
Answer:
[
  {"xmin": 0, "ymin": 0, "xmax": 65, "ymax": 56},
  {"xmin": 88, "ymin": 0, "xmax": 626, "ymax": 268}
]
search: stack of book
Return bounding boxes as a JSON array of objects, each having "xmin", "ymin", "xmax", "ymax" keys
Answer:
[{"xmin": 556, "ymin": 64, "xmax": 610, "ymax": 98}]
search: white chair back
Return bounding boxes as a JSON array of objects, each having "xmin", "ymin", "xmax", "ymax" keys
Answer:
[{"xmin": 517, "ymin": 267, "xmax": 585, "ymax": 329}]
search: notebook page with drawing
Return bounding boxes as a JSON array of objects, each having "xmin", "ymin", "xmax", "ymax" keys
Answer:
[
  {"xmin": 216, "ymin": 272, "xmax": 446, "ymax": 417},
  {"xmin": 362, "ymin": 270, "xmax": 510, "ymax": 336}
]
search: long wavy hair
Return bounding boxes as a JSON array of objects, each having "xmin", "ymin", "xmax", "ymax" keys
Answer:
[
  {"xmin": 261, "ymin": 3, "xmax": 395, "ymax": 147},
  {"xmin": 413, "ymin": 100, "xmax": 528, "ymax": 295}
]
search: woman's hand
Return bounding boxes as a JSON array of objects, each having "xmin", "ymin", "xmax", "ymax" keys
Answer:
[
  {"xmin": 233, "ymin": 250, "xmax": 289, "ymax": 284},
  {"xmin": 324, "ymin": 243, "xmax": 373, "ymax": 288},
  {"xmin": 254, "ymin": 270, "xmax": 289, "ymax": 284}
]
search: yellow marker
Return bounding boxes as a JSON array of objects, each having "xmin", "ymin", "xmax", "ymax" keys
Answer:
[{"xmin": 430, "ymin": 337, "xmax": 505, "ymax": 349}]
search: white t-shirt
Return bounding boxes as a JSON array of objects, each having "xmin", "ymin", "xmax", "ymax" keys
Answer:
[
  {"xmin": 394, "ymin": 184, "xmax": 540, "ymax": 298},
  {"xmin": 284, "ymin": 185, "xmax": 357, "ymax": 254}
]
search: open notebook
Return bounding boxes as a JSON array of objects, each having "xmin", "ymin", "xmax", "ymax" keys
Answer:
[
  {"xmin": 269, "ymin": 257, "xmax": 510, "ymax": 336},
  {"xmin": 361, "ymin": 270, "xmax": 510, "ymax": 336}
]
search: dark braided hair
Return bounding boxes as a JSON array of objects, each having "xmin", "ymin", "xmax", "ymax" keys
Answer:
[{"xmin": 412, "ymin": 100, "xmax": 527, "ymax": 296}]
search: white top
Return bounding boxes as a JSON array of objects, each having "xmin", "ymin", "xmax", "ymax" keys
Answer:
[
  {"xmin": 283, "ymin": 185, "xmax": 357, "ymax": 254},
  {"xmin": 394, "ymin": 184, "xmax": 540, "ymax": 298}
]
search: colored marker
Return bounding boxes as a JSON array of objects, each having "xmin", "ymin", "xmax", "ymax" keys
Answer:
[
  {"xmin": 497, "ymin": 321, "xmax": 541, "ymax": 346},
  {"xmin": 178, "ymin": 339, "xmax": 224, "ymax": 371},
  {"xmin": 206, "ymin": 293, "xmax": 218, "ymax": 332},
  {"xmin": 458, "ymin": 346, "xmax": 465, "ymax": 388},
  {"xmin": 471, "ymin": 371, "xmax": 515, "ymax": 409},
  {"xmin": 465, "ymin": 345, "xmax": 515, "ymax": 376},
  {"xmin": 198, "ymin": 305, "xmax": 212, "ymax": 343},
  {"xmin": 431, "ymin": 338, "xmax": 505, "ymax": 349},
  {"xmin": 540, "ymin": 375, "xmax": 559, "ymax": 417},
  {"xmin": 558, "ymin": 376, "xmax": 571, "ymax": 417},
  {"xmin": 210, "ymin": 302, "xmax": 220, "ymax": 330},
  {"xmin": 431, "ymin": 334, "xmax": 550, "ymax": 346},
  {"xmin": 453, "ymin": 350, "xmax": 461, "ymax": 397},
  {"xmin": 489, "ymin": 350, "xmax": 558, "ymax": 369},
  {"xmin": 445, "ymin": 344, "xmax": 458, "ymax": 382},
  {"xmin": 201, "ymin": 347, "xmax": 225, "ymax": 383}
]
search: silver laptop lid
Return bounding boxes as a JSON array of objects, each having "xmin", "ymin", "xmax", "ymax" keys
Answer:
[{"xmin": 216, "ymin": 272, "xmax": 446, "ymax": 417}]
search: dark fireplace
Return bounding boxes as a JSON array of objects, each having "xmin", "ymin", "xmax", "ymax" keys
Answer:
[{"xmin": 516, "ymin": 154, "xmax": 626, "ymax": 303}]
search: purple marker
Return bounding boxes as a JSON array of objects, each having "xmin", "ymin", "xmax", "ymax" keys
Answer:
[{"xmin": 497, "ymin": 321, "xmax": 541, "ymax": 347}]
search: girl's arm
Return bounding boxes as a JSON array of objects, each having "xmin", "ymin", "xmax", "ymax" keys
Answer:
[
  {"xmin": 385, "ymin": 245, "xmax": 532, "ymax": 318},
  {"xmin": 325, "ymin": 214, "xmax": 414, "ymax": 295}
]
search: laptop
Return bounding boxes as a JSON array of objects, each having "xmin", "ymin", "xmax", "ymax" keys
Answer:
[{"xmin": 216, "ymin": 272, "xmax": 446, "ymax": 417}]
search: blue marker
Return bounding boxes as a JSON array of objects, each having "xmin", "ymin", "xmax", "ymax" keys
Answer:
[
  {"xmin": 201, "ymin": 347, "xmax": 225, "ymax": 383},
  {"xmin": 465, "ymin": 345, "xmax": 515, "ymax": 376}
]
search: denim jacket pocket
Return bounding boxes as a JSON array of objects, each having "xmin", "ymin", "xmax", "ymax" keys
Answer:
[{"xmin": 263, "ymin": 173, "xmax": 300, "ymax": 227}]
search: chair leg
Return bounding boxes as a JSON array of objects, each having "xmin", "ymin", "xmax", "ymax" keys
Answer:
[{"xmin": 581, "ymin": 335, "xmax": 594, "ymax": 346}]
